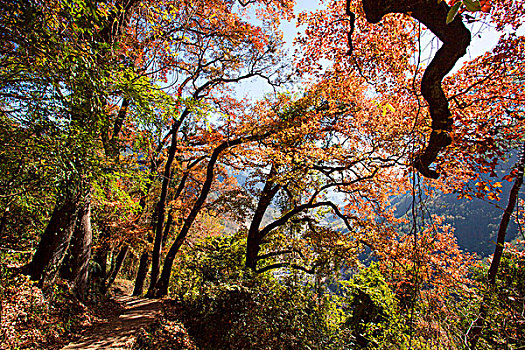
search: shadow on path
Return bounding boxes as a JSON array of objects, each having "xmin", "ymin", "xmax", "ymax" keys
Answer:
[{"xmin": 61, "ymin": 296, "xmax": 162, "ymax": 350}]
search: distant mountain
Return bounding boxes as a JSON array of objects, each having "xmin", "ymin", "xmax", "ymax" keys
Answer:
[{"xmin": 393, "ymin": 188, "xmax": 521, "ymax": 257}]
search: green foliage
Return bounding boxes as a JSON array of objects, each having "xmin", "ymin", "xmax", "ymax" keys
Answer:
[
  {"xmin": 170, "ymin": 233, "xmax": 246, "ymax": 300},
  {"xmin": 1, "ymin": 0, "xmax": 111, "ymax": 198},
  {"xmin": 0, "ymin": 0, "xmax": 158, "ymax": 262},
  {"xmin": 446, "ymin": 1, "xmax": 463, "ymax": 24},
  {"xmin": 0, "ymin": 115, "xmax": 56, "ymax": 251},
  {"xmin": 167, "ymin": 233, "xmax": 486, "ymax": 350},
  {"xmin": 446, "ymin": 0, "xmax": 482, "ymax": 24},
  {"xmin": 340, "ymin": 263, "xmax": 410, "ymax": 349},
  {"xmin": 465, "ymin": 251, "xmax": 525, "ymax": 349},
  {"xmin": 92, "ymin": 170, "xmax": 145, "ymax": 220},
  {"xmin": 168, "ymin": 232, "xmax": 349, "ymax": 349}
]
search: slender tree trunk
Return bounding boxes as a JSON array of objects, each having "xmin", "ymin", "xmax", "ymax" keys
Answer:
[
  {"xmin": 467, "ymin": 144, "xmax": 525, "ymax": 349},
  {"xmin": 133, "ymin": 251, "xmax": 150, "ymax": 296},
  {"xmin": 147, "ymin": 210, "xmax": 175, "ymax": 296},
  {"xmin": 68, "ymin": 196, "xmax": 92, "ymax": 300},
  {"xmin": 25, "ymin": 192, "xmax": 81, "ymax": 290},
  {"xmin": 245, "ymin": 165, "xmax": 279, "ymax": 270},
  {"xmin": 148, "ymin": 115, "xmax": 186, "ymax": 294},
  {"xmin": 149, "ymin": 232, "xmax": 185, "ymax": 297},
  {"xmin": 130, "ymin": 125, "xmax": 175, "ymax": 296},
  {"xmin": 127, "ymin": 160, "xmax": 157, "ymax": 297},
  {"xmin": 161, "ymin": 212, "xmax": 174, "ymax": 249},
  {"xmin": 93, "ymin": 226, "xmax": 110, "ymax": 281},
  {"xmin": 0, "ymin": 208, "xmax": 7, "ymax": 239},
  {"xmin": 104, "ymin": 244, "xmax": 129, "ymax": 293},
  {"xmin": 150, "ymin": 138, "xmax": 251, "ymax": 297},
  {"xmin": 245, "ymin": 235, "xmax": 262, "ymax": 271},
  {"xmin": 149, "ymin": 126, "xmax": 275, "ymax": 297}
]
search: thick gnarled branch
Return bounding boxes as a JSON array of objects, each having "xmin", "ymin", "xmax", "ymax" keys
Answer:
[{"xmin": 357, "ymin": 0, "xmax": 471, "ymax": 178}]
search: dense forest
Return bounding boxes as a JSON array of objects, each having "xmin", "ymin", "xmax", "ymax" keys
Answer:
[{"xmin": 1, "ymin": 0, "xmax": 524, "ymax": 349}]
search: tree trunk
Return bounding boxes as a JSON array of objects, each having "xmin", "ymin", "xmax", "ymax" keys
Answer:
[
  {"xmin": 148, "ymin": 114, "xmax": 187, "ymax": 295},
  {"xmin": 245, "ymin": 236, "xmax": 262, "ymax": 271},
  {"xmin": 133, "ymin": 251, "xmax": 150, "ymax": 296},
  {"xmin": 150, "ymin": 139, "xmax": 246, "ymax": 297},
  {"xmin": 245, "ymin": 165, "xmax": 279, "ymax": 271},
  {"xmin": 149, "ymin": 127, "xmax": 275, "ymax": 297},
  {"xmin": 149, "ymin": 233, "xmax": 185, "ymax": 297},
  {"xmin": 25, "ymin": 192, "xmax": 81, "ymax": 290},
  {"xmin": 68, "ymin": 196, "xmax": 92, "ymax": 300},
  {"xmin": 467, "ymin": 144, "xmax": 525, "ymax": 349},
  {"xmin": 147, "ymin": 211, "xmax": 174, "ymax": 296},
  {"xmin": 360, "ymin": 0, "xmax": 470, "ymax": 178},
  {"xmin": 0, "ymin": 208, "xmax": 7, "ymax": 240},
  {"xmin": 93, "ymin": 227, "xmax": 110, "ymax": 281},
  {"xmin": 104, "ymin": 244, "xmax": 129, "ymax": 293}
]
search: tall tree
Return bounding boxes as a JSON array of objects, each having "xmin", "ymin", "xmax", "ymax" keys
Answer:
[
  {"xmin": 122, "ymin": 0, "xmax": 295, "ymax": 297},
  {"xmin": 1, "ymin": 0, "xmax": 141, "ymax": 294},
  {"xmin": 466, "ymin": 143, "xmax": 525, "ymax": 348},
  {"xmin": 237, "ymin": 83, "xmax": 408, "ymax": 274}
]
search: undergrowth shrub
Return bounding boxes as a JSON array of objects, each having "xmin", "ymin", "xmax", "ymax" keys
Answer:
[
  {"xmin": 161, "ymin": 232, "xmax": 487, "ymax": 350},
  {"xmin": 1, "ymin": 256, "xmax": 107, "ymax": 349},
  {"xmin": 134, "ymin": 317, "xmax": 198, "ymax": 350},
  {"xmin": 340, "ymin": 263, "xmax": 410, "ymax": 349},
  {"xmin": 166, "ymin": 233, "xmax": 349, "ymax": 349}
]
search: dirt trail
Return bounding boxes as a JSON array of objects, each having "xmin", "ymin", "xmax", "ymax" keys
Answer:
[{"xmin": 61, "ymin": 295, "xmax": 162, "ymax": 350}]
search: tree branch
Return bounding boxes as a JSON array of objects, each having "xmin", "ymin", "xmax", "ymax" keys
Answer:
[
  {"xmin": 361, "ymin": 0, "xmax": 471, "ymax": 178},
  {"xmin": 256, "ymin": 262, "xmax": 315, "ymax": 274},
  {"xmin": 257, "ymin": 248, "xmax": 306, "ymax": 261}
]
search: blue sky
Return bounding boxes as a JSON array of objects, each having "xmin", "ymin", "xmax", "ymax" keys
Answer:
[{"xmin": 235, "ymin": 1, "xmax": 512, "ymax": 101}]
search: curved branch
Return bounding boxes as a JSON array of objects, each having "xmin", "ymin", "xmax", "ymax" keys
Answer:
[
  {"xmin": 346, "ymin": 0, "xmax": 356, "ymax": 56},
  {"xmin": 360, "ymin": 0, "xmax": 471, "ymax": 178}
]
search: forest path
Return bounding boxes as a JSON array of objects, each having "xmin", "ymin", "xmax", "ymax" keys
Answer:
[{"xmin": 61, "ymin": 295, "xmax": 162, "ymax": 350}]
